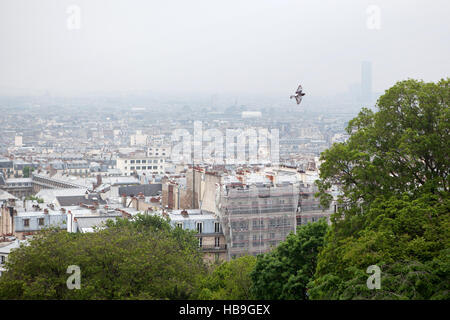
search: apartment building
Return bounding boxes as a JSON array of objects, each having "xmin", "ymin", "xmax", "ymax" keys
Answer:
[
  {"xmin": 164, "ymin": 209, "xmax": 227, "ymax": 264},
  {"xmin": 116, "ymin": 155, "xmax": 167, "ymax": 176},
  {"xmin": 0, "ymin": 176, "xmax": 33, "ymax": 198},
  {"xmin": 0, "ymin": 159, "xmax": 13, "ymax": 179},
  {"xmin": 146, "ymin": 145, "xmax": 170, "ymax": 158},
  {"xmin": 218, "ymin": 182, "xmax": 299, "ymax": 259},
  {"xmin": 0, "ymin": 202, "xmax": 67, "ymax": 240}
]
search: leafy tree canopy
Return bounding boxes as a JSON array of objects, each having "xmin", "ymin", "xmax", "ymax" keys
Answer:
[
  {"xmin": 310, "ymin": 79, "xmax": 449, "ymax": 300},
  {"xmin": 250, "ymin": 219, "xmax": 329, "ymax": 300},
  {"xmin": 196, "ymin": 255, "xmax": 257, "ymax": 300},
  {"xmin": 0, "ymin": 214, "xmax": 206, "ymax": 299}
]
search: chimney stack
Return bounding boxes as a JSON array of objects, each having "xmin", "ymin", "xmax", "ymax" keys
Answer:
[{"xmin": 96, "ymin": 174, "xmax": 102, "ymax": 188}]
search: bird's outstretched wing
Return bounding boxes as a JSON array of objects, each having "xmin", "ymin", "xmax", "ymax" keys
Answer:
[
  {"xmin": 296, "ymin": 85, "xmax": 303, "ymax": 94},
  {"xmin": 295, "ymin": 95, "xmax": 303, "ymax": 105}
]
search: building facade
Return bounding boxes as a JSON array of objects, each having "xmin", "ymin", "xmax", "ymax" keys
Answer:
[
  {"xmin": 165, "ymin": 209, "xmax": 227, "ymax": 264},
  {"xmin": 116, "ymin": 156, "xmax": 167, "ymax": 176}
]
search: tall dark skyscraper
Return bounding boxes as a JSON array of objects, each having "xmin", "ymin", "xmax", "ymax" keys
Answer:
[{"xmin": 361, "ymin": 61, "xmax": 372, "ymax": 102}]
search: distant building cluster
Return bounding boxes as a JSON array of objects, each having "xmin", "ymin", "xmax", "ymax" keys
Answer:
[{"xmin": 0, "ymin": 103, "xmax": 346, "ymax": 271}]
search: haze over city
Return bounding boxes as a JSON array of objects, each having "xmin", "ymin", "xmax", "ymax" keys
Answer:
[
  {"xmin": 0, "ymin": 0, "xmax": 448, "ymax": 308},
  {"xmin": 1, "ymin": 0, "xmax": 449, "ymax": 99}
]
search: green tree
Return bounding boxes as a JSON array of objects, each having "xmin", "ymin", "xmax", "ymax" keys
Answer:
[
  {"xmin": 0, "ymin": 214, "xmax": 207, "ymax": 299},
  {"xmin": 310, "ymin": 79, "xmax": 450, "ymax": 299},
  {"xmin": 309, "ymin": 194, "xmax": 450, "ymax": 299},
  {"xmin": 24, "ymin": 195, "xmax": 44, "ymax": 203},
  {"xmin": 196, "ymin": 255, "xmax": 257, "ymax": 300},
  {"xmin": 22, "ymin": 166, "xmax": 34, "ymax": 178},
  {"xmin": 250, "ymin": 219, "xmax": 329, "ymax": 300}
]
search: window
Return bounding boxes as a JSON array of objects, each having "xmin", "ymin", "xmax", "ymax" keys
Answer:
[
  {"xmin": 215, "ymin": 237, "xmax": 220, "ymax": 247},
  {"xmin": 253, "ymin": 219, "xmax": 264, "ymax": 229},
  {"xmin": 131, "ymin": 160, "xmax": 135, "ymax": 164},
  {"xmin": 0, "ymin": 255, "xmax": 5, "ymax": 264},
  {"xmin": 130, "ymin": 166, "xmax": 135, "ymax": 170},
  {"xmin": 253, "ymin": 241, "xmax": 264, "ymax": 247},
  {"xmin": 38, "ymin": 218, "xmax": 44, "ymax": 226},
  {"xmin": 196, "ymin": 222, "xmax": 203, "ymax": 234},
  {"xmin": 198, "ymin": 237, "xmax": 203, "ymax": 247},
  {"xmin": 153, "ymin": 166, "xmax": 157, "ymax": 169},
  {"xmin": 23, "ymin": 219, "xmax": 30, "ymax": 227},
  {"xmin": 175, "ymin": 222, "xmax": 183, "ymax": 229},
  {"xmin": 142, "ymin": 160, "xmax": 146, "ymax": 164},
  {"xmin": 253, "ymin": 234, "xmax": 263, "ymax": 241},
  {"xmin": 124, "ymin": 160, "xmax": 127, "ymax": 163},
  {"xmin": 136, "ymin": 166, "xmax": 141, "ymax": 170},
  {"xmin": 136, "ymin": 160, "xmax": 141, "ymax": 164},
  {"xmin": 214, "ymin": 222, "xmax": 220, "ymax": 233}
]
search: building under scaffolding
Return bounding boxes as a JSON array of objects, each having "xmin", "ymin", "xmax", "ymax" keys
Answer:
[
  {"xmin": 296, "ymin": 183, "xmax": 334, "ymax": 225},
  {"xmin": 217, "ymin": 181, "xmax": 299, "ymax": 259}
]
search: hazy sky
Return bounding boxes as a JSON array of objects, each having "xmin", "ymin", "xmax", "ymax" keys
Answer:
[{"xmin": 0, "ymin": 0, "xmax": 449, "ymax": 97}]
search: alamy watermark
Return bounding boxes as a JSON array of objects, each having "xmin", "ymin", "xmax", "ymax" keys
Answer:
[
  {"xmin": 66, "ymin": 5, "xmax": 81, "ymax": 30},
  {"xmin": 366, "ymin": 265, "xmax": 381, "ymax": 289},
  {"xmin": 366, "ymin": 5, "xmax": 381, "ymax": 30},
  {"xmin": 66, "ymin": 265, "xmax": 81, "ymax": 290},
  {"xmin": 171, "ymin": 121, "xmax": 279, "ymax": 165}
]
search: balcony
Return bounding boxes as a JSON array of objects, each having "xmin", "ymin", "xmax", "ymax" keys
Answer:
[{"xmin": 199, "ymin": 244, "xmax": 227, "ymax": 252}]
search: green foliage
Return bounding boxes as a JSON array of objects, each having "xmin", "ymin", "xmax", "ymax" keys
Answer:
[
  {"xmin": 309, "ymin": 194, "xmax": 450, "ymax": 299},
  {"xmin": 317, "ymin": 78, "xmax": 449, "ymax": 210},
  {"xmin": 22, "ymin": 166, "xmax": 34, "ymax": 178},
  {"xmin": 310, "ymin": 79, "xmax": 450, "ymax": 300},
  {"xmin": 0, "ymin": 214, "xmax": 206, "ymax": 300},
  {"xmin": 250, "ymin": 219, "xmax": 329, "ymax": 300},
  {"xmin": 24, "ymin": 195, "xmax": 44, "ymax": 203},
  {"xmin": 196, "ymin": 255, "xmax": 257, "ymax": 300}
]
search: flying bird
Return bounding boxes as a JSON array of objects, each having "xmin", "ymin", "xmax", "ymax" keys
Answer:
[{"xmin": 290, "ymin": 84, "xmax": 306, "ymax": 105}]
